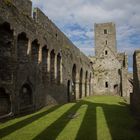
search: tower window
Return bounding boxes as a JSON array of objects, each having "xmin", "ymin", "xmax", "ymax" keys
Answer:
[
  {"xmin": 104, "ymin": 29, "xmax": 107, "ymax": 34},
  {"xmin": 106, "ymin": 40, "xmax": 107, "ymax": 45},
  {"xmin": 105, "ymin": 50, "xmax": 108, "ymax": 55},
  {"xmin": 105, "ymin": 82, "xmax": 108, "ymax": 88}
]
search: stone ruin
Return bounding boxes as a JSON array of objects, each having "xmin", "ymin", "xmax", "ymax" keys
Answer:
[{"xmin": 0, "ymin": 0, "xmax": 137, "ymax": 118}]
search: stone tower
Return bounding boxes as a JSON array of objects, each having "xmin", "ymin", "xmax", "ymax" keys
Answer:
[
  {"xmin": 90, "ymin": 22, "xmax": 128, "ymax": 95},
  {"xmin": 95, "ymin": 22, "xmax": 117, "ymax": 56}
]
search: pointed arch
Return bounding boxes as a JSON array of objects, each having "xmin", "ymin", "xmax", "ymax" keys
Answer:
[
  {"xmin": 89, "ymin": 73, "xmax": 92, "ymax": 96},
  {"xmin": 19, "ymin": 83, "xmax": 33, "ymax": 109},
  {"xmin": 79, "ymin": 68, "xmax": 83, "ymax": 99},
  {"xmin": 50, "ymin": 49, "xmax": 55, "ymax": 83},
  {"xmin": 17, "ymin": 32, "xmax": 29, "ymax": 62},
  {"xmin": 0, "ymin": 88, "xmax": 11, "ymax": 116},
  {"xmin": 0, "ymin": 22, "xmax": 13, "ymax": 81},
  {"xmin": 57, "ymin": 53, "xmax": 62, "ymax": 84},
  {"xmin": 72, "ymin": 64, "xmax": 77, "ymax": 100},
  {"xmin": 85, "ymin": 71, "xmax": 88, "ymax": 97},
  {"xmin": 42, "ymin": 45, "xmax": 48, "ymax": 83},
  {"xmin": 31, "ymin": 39, "xmax": 39, "ymax": 64}
]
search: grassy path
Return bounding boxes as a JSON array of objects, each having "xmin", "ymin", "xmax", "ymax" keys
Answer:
[{"xmin": 0, "ymin": 96, "xmax": 139, "ymax": 140}]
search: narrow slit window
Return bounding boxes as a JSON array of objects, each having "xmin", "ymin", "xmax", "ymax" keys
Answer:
[
  {"xmin": 105, "ymin": 50, "xmax": 108, "ymax": 55},
  {"xmin": 105, "ymin": 82, "xmax": 108, "ymax": 88},
  {"xmin": 106, "ymin": 40, "xmax": 107, "ymax": 45},
  {"xmin": 104, "ymin": 29, "xmax": 107, "ymax": 34}
]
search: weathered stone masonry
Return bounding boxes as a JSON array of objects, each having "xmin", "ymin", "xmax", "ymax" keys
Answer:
[
  {"xmin": 131, "ymin": 50, "xmax": 140, "ymax": 116},
  {"xmin": 90, "ymin": 23, "xmax": 128, "ymax": 96},
  {"xmin": 0, "ymin": 0, "xmax": 93, "ymax": 116}
]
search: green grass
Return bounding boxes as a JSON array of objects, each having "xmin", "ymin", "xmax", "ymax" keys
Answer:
[{"xmin": 0, "ymin": 96, "xmax": 140, "ymax": 140}]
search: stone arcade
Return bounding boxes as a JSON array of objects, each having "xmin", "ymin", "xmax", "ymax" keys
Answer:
[
  {"xmin": 0, "ymin": 0, "xmax": 93, "ymax": 117},
  {"xmin": 0, "ymin": 0, "xmax": 132, "ymax": 118}
]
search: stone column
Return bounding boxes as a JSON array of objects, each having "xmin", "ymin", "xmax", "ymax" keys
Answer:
[
  {"xmin": 75, "ymin": 80, "xmax": 79, "ymax": 100},
  {"xmin": 60, "ymin": 58, "xmax": 63, "ymax": 84},
  {"xmin": 38, "ymin": 46, "xmax": 42, "ymax": 64},
  {"xmin": 27, "ymin": 40, "xmax": 32, "ymax": 61},
  {"xmin": 87, "ymin": 82, "xmax": 90, "ymax": 96},
  {"xmin": 47, "ymin": 51, "xmax": 50, "ymax": 82},
  {"xmin": 54, "ymin": 54, "xmax": 57, "ymax": 83}
]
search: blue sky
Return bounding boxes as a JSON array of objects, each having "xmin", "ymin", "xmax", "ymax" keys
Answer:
[{"xmin": 32, "ymin": 0, "xmax": 140, "ymax": 72}]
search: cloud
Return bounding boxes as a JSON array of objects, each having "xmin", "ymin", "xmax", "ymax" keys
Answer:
[{"xmin": 31, "ymin": 0, "xmax": 140, "ymax": 71}]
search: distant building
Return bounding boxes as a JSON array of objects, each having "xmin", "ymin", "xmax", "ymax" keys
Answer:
[{"xmin": 90, "ymin": 22, "xmax": 128, "ymax": 96}]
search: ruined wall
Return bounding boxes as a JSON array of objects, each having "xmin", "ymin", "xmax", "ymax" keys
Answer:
[
  {"xmin": 131, "ymin": 50, "xmax": 140, "ymax": 115},
  {"xmin": 0, "ymin": 0, "xmax": 93, "ymax": 116}
]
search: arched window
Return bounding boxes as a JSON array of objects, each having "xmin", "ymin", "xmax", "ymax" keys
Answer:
[
  {"xmin": 72, "ymin": 64, "xmax": 76, "ymax": 99},
  {"xmin": 57, "ymin": 53, "xmax": 62, "ymax": 84},
  {"xmin": 79, "ymin": 68, "xmax": 83, "ymax": 99},
  {"xmin": 50, "ymin": 50, "xmax": 55, "ymax": 83},
  {"xmin": 42, "ymin": 46, "xmax": 48, "ymax": 83},
  {"xmin": 17, "ymin": 32, "xmax": 28, "ymax": 62},
  {"xmin": 0, "ymin": 22, "xmax": 13, "ymax": 81},
  {"xmin": 31, "ymin": 39, "xmax": 39, "ymax": 64},
  {"xmin": 0, "ymin": 88, "xmax": 11, "ymax": 115},
  {"xmin": 85, "ymin": 71, "xmax": 88, "ymax": 97},
  {"xmin": 20, "ymin": 84, "xmax": 32, "ymax": 109},
  {"xmin": 89, "ymin": 73, "xmax": 92, "ymax": 96}
]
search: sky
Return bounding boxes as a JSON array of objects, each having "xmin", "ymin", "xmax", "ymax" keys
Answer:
[{"xmin": 32, "ymin": 0, "xmax": 140, "ymax": 72}]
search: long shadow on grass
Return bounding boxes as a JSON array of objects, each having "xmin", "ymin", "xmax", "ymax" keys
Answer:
[
  {"xmin": 33, "ymin": 102, "xmax": 82, "ymax": 140},
  {"xmin": 76, "ymin": 100, "xmax": 139, "ymax": 140},
  {"xmin": 33, "ymin": 99, "xmax": 139, "ymax": 140},
  {"xmin": 75, "ymin": 101, "xmax": 97, "ymax": 140},
  {"xmin": 0, "ymin": 105, "xmax": 62, "ymax": 138},
  {"xmin": 33, "ymin": 100, "xmax": 97, "ymax": 140}
]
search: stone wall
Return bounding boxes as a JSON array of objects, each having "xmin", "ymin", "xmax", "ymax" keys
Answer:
[
  {"xmin": 131, "ymin": 50, "xmax": 140, "ymax": 116},
  {"xmin": 0, "ymin": 0, "xmax": 93, "ymax": 116},
  {"xmin": 91, "ymin": 23, "xmax": 128, "ymax": 96},
  {"xmin": 95, "ymin": 22, "xmax": 117, "ymax": 57}
]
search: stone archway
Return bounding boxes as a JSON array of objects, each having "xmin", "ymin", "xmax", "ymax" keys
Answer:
[
  {"xmin": 57, "ymin": 53, "xmax": 62, "ymax": 84},
  {"xmin": 19, "ymin": 83, "xmax": 33, "ymax": 109},
  {"xmin": 85, "ymin": 71, "xmax": 88, "ymax": 97},
  {"xmin": 50, "ymin": 50, "xmax": 55, "ymax": 83},
  {"xmin": 89, "ymin": 73, "xmax": 92, "ymax": 96},
  {"xmin": 72, "ymin": 64, "xmax": 77, "ymax": 100},
  {"xmin": 31, "ymin": 39, "xmax": 39, "ymax": 64},
  {"xmin": 67, "ymin": 80, "xmax": 71, "ymax": 102},
  {"xmin": 0, "ymin": 22, "xmax": 13, "ymax": 82},
  {"xmin": 0, "ymin": 88, "xmax": 11, "ymax": 116},
  {"xmin": 17, "ymin": 32, "xmax": 28, "ymax": 63},
  {"xmin": 42, "ymin": 45, "xmax": 48, "ymax": 83},
  {"xmin": 79, "ymin": 68, "xmax": 83, "ymax": 99}
]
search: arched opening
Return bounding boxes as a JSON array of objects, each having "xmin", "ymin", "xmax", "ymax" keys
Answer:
[
  {"xmin": 89, "ymin": 73, "xmax": 92, "ymax": 96},
  {"xmin": 31, "ymin": 39, "xmax": 39, "ymax": 64},
  {"xmin": 42, "ymin": 46, "xmax": 48, "ymax": 83},
  {"xmin": 0, "ymin": 22, "xmax": 13, "ymax": 81},
  {"xmin": 0, "ymin": 88, "xmax": 11, "ymax": 116},
  {"xmin": 17, "ymin": 32, "xmax": 28, "ymax": 62},
  {"xmin": 79, "ymin": 68, "xmax": 83, "ymax": 99},
  {"xmin": 57, "ymin": 53, "xmax": 61, "ymax": 84},
  {"xmin": 67, "ymin": 80, "xmax": 71, "ymax": 102},
  {"xmin": 85, "ymin": 71, "xmax": 88, "ymax": 97},
  {"xmin": 19, "ymin": 84, "xmax": 33, "ymax": 109},
  {"xmin": 72, "ymin": 64, "xmax": 76, "ymax": 100},
  {"xmin": 114, "ymin": 84, "xmax": 119, "ymax": 94},
  {"xmin": 50, "ymin": 50, "xmax": 55, "ymax": 83}
]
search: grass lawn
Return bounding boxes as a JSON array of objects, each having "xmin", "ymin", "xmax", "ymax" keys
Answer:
[{"xmin": 0, "ymin": 96, "xmax": 140, "ymax": 140}]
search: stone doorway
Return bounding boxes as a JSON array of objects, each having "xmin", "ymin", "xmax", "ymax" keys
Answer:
[
  {"xmin": 19, "ymin": 83, "xmax": 33, "ymax": 109},
  {"xmin": 67, "ymin": 80, "xmax": 71, "ymax": 102},
  {"xmin": 0, "ymin": 88, "xmax": 11, "ymax": 116}
]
